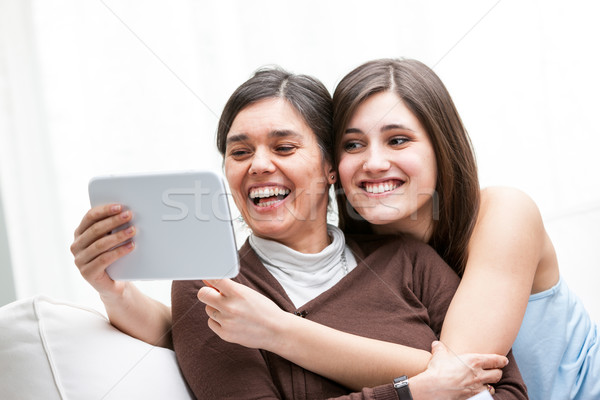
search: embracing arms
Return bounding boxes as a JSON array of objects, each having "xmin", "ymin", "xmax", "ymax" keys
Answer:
[
  {"xmin": 440, "ymin": 187, "xmax": 559, "ymax": 355},
  {"xmin": 199, "ymin": 277, "xmax": 508, "ymax": 399},
  {"xmin": 197, "ymin": 189, "xmax": 543, "ymax": 396},
  {"xmin": 70, "ymin": 204, "xmax": 172, "ymax": 348}
]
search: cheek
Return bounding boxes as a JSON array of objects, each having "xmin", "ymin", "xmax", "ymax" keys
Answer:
[
  {"xmin": 337, "ymin": 155, "xmax": 359, "ymax": 187},
  {"xmin": 403, "ymin": 153, "xmax": 437, "ymax": 192},
  {"xmin": 224, "ymin": 164, "xmax": 244, "ymax": 199}
]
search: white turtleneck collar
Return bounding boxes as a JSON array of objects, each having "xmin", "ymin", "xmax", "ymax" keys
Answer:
[{"xmin": 249, "ymin": 224, "xmax": 357, "ymax": 308}]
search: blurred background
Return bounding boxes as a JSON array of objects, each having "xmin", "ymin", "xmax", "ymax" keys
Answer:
[{"xmin": 1, "ymin": 0, "xmax": 599, "ymax": 321}]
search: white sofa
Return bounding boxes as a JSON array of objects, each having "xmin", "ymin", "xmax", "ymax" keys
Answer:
[
  {"xmin": 0, "ymin": 295, "xmax": 193, "ymax": 399},
  {"xmin": 0, "ymin": 296, "xmax": 496, "ymax": 400}
]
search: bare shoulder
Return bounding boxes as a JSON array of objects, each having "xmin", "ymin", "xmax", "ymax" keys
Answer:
[
  {"xmin": 470, "ymin": 186, "xmax": 546, "ymax": 259},
  {"xmin": 476, "ymin": 187, "xmax": 559, "ymax": 292},
  {"xmin": 480, "ymin": 186, "xmax": 539, "ymax": 209},
  {"xmin": 478, "ymin": 186, "xmax": 543, "ymax": 227}
]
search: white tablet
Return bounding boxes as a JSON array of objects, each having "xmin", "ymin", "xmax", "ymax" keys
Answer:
[{"xmin": 88, "ymin": 170, "xmax": 239, "ymax": 281}]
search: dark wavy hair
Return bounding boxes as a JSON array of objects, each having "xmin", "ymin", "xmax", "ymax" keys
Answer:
[
  {"xmin": 333, "ymin": 59, "xmax": 480, "ymax": 275},
  {"xmin": 216, "ymin": 67, "xmax": 333, "ymax": 164}
]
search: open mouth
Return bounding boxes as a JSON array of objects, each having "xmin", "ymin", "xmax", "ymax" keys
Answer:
[
  {"xmin": 249, "ymin": 186, "xmax": 291, "ymax": 208},
  {"xmin": 361, "ymin": 179, "xmax": 404, "ymax": 195}
]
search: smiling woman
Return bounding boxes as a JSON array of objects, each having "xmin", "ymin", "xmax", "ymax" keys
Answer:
[
  {"xmin": 215, "ymin": 68, "xmax": 336, "ymax": 253},
  {"xmin": 222, "ymin": 97, "xmax": 333, "ymax": 252},
  {"xmin": 338, "ymin": 91, "xmax": 438, "ymax": 241}
]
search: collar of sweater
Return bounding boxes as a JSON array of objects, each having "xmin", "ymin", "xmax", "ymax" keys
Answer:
[{"xmin": 249, "ymin": 224, "xmax": 346, "ymax": 288}]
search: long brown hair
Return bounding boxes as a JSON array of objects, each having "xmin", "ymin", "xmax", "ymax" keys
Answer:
[{"xmin": 333, "ymin": 59, "xmax": 479, "ymax": 275}]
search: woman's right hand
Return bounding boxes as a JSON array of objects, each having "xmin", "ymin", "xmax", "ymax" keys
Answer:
[
  {"xmin": 409, "ymin": 341, "xmax": 505, "ymax": 400},
  {"xmin": 70, "ymin": 204, "xmax": 136, "ymax": 300}
]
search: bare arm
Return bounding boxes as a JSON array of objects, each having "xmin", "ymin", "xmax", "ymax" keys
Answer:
[
  {"xmin": 194, "ymin": 191, "xmax": 548, "ymax": 391},
  {"xmin": 70, "ymin": 204, "xmax": 172, "ymax": 348},
  {"xmin": 440, "ymin": 187, "xmax": 559, "ymax": 355},
  {"xmin": 200, "ymin": 279, "xmax": 506, "ymax": 395},
  {"xmin": 99, "ymin": 281, "xmax": 173, "ymax": 348}
]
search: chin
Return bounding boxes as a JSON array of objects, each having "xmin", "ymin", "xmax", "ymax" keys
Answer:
[
  {"xmin": 248, "ymin": 220, "xmax": 292, "ymax": 239},
  {"xmin": 356, "ymin": 209, "xmax": 401, "ymax": 226}
]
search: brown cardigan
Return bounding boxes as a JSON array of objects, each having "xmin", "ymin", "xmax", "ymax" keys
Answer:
[{"xmin": 171, "ymin": 234, "xmax": 528, "ymax": 399}]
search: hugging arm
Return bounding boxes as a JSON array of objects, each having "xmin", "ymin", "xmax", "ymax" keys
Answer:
[
  {"xmin": 198, "ymin": 276, "xmax": 513, "ymax": 398},
  {"xmin": 71, "ymin": 204, "xmax": 172, "ymax": 348},
  {"xmin": 199, "ymin": 279, "xmax": 431, "ymax": 387},
  {"xmin": 197, "ymin": 192, "xmax": 539, "ymax": 396},
  {"xmin": 173, "ymin": 279, "xmax": 407, "ymax": 400},
  {"xmin": 440, "ymin": 187, "xmax": 558, "ymax": 356}
]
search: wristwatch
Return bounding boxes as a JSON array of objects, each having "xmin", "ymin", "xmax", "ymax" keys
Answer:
[{"xmin": 393, "ymin": 375, "xmax": 413, "ymax": 400}]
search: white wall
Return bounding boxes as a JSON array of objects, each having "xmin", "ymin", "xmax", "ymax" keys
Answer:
[
  {"xmin": 0, "ymin": 186, "xmax": 16, "ymax": 306},
  {"xmin": 0, "ymin": 0, "xmax": 598, "ymax": 320}
]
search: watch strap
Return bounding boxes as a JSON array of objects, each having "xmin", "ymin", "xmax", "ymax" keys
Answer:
[{"xmin": 393, "ymin": 375, "xmax": 413, "ymax": 400}]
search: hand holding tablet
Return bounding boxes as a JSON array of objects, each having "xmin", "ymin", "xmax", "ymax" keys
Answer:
[{"xmin": 87, "ymin": 170, "xmax": 239, "ymax": 281}]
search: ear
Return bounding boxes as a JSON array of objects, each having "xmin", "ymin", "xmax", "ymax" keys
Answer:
[{"xmin": 325, "ymin": 164, "xmax": 337, "ymax": 184}]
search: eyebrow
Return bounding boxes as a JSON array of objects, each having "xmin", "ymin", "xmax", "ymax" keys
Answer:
[
  {"xmin": 226, "ymin": 130, "xmax": 303, "ymax": 145},
  {"xmin": 268, "ymin": 129, "xmax": 303, "ymax": 140},
  {"xmin": 225, "ymin": 133, "xmax": 249, "ymax": 146},
  {"xmin": 345, "ymin": 123, "xmax": 416, "ymax": 135}
]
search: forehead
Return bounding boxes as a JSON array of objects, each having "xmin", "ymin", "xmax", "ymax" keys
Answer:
[
  {"xmin": 349, "ymin": 91, "xmax": 422, "ymax": 130},
  {"xmin": 228, "ymin": 98, "xmax": 312, "ymax": 139}
]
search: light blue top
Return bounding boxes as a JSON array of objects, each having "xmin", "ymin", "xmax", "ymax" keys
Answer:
[{"xmin": 512, "ymin": 277, "xmax": 599, "ymax": 400}]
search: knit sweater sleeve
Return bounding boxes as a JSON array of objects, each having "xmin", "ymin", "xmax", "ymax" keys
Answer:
[
  {"xmin": 171, "ymin": 279, "xmax": 283, "ymax": 399},
  {"xmin": 327, "ymin": 385, "xmax": 399, "ymax": 400},
  {"xmin": 407, "ymin": 239, "xmax": 529, "ymax": 400},
  {"xmin": 172, "ymin": 277, "xmax": 401, "ymax": 400}
]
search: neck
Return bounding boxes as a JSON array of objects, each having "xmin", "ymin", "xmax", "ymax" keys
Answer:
[
  {"xmin": 372, "ymin": 205, "xmax": 434, "ymax": 243},
  {"xmin": 254, "ymin": 224, "xmax": 331, "ymax": 254}
]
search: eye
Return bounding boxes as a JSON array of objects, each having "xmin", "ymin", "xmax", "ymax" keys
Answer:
[
  {"xmin": 389, "ymin": 137, "xmax": 409, "ymax": 147},
  {"xmin": 342, "ymin": 140, "xmax": 364, "ymax": 152},
  {"xmin": 227, "ymin": 147, "xmax": 252, "ymax": 159},
  {"xmin": 274, "ymin": 144, "xmax": 297, "ymax": 155},
  {"xmin": 273, "ymin": 143, "xmax": 300, "ymax": 156}
]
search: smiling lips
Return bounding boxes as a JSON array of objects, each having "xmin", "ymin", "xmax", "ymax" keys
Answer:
[
  {"xmin": 249, "ymin": 186, "xmax": 291, "ymax": 207},
  {"xmin": 361, "ymin": 179, "xmax": 404, "ymax": 195}
]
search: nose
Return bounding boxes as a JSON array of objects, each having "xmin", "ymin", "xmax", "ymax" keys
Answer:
[
  {"xmin": 362, "ymin": 147, "xmax": 391, "ymax": 173},
  {"xmin": 249, "ymin": 149, "xmax": 276, "ymax": 175}
]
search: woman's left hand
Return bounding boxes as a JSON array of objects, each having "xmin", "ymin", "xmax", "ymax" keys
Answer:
[
  {"xmin": 197, "ymin": 279, "xmax": 288, "ymax": 351},
  {"xmin": 409, "ymin": 341, "xmax": 505, "ymax": 400}
]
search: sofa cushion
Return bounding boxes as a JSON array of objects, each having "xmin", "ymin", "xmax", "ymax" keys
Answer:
[{"xmin": 0, "ymin": 295, "xmax": 193, "ymax": 399}]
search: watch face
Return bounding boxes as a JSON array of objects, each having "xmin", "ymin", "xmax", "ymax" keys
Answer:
[{"xmin": 393, "ymin": 376, "xmax": 408, "ymax": 387}]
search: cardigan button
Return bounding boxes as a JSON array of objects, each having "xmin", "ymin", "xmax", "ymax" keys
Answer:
[{"xmin": 294, "ymin": 310, "xmax": 308, "ymax": 318}]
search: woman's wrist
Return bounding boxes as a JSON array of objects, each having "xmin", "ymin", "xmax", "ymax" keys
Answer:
[
  {"xmin": 405, "ymin": 373, "xmax": 428, "ymax": 400},
  {"xmin": 266, "ymin": 310, "xmax": 299, "ymax": 354},
  {"xmin": 99, "ymin": 280, "xmax": 130, "ymax": 305}
]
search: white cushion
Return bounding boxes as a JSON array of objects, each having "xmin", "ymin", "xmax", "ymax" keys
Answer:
[{"xmin": 0, "ymin": 295, "xmax": 193, "ymax": 399}]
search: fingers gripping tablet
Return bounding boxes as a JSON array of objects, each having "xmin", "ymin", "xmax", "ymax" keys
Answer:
[{"xmin": 88, "ymin": 171, "xmax": 239, "ymax": 281}]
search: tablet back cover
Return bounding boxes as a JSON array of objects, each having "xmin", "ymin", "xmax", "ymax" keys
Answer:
[{"xmin": 88, "ymin": 171, "xmax": 239, "ymax": 280}]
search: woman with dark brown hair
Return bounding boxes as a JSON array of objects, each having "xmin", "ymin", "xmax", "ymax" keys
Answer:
[{"xmin": 204, "ymin": 59, "xmax": 599, "ymax": 400}]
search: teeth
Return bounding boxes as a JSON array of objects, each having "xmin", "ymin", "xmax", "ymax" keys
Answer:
[
  {"xmin": 256, "ymin": 199, "xmax": 278, "ymax": 207},
  {"xmin": 249, "ymin": 186, "xmax": 290, "ymax": 199},
  {"xmin": 364, "ymin": 180, "xmax": 400, "ymax": 194}
]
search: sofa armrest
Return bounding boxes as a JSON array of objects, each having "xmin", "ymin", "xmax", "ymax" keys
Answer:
[{"xmin": 0, "ymin": 295, "xmax": 193, "ymax": 399}]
